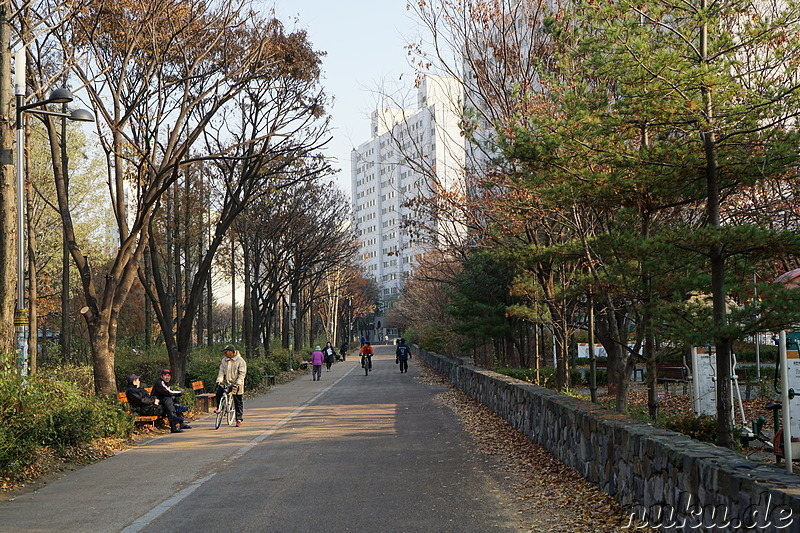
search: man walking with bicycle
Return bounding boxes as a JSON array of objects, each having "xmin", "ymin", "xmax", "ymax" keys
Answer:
[{"xmin": 215, "ymin": 344, "xmax": 247, "ymax": 427}]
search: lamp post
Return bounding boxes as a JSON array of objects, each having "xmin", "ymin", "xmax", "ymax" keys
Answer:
[
  {"xmin": 14, "ymin": 48, "xmax": 94, "ymax": 376},
  {"xmin": 288, "ymin": 301, "xmax": 296, "ymax": 372}
]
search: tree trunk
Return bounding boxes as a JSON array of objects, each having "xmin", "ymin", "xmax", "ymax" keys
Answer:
[
  {"xmin": 243, "ymin": 238, "xmax": 252, "ymax": 357},
  {"xmin": 206, "ymin": 270, "xmax": 212, "ymax": 346},
  {"xmin": 554, "ymin": 319, "xmax": 569, "ymax": 388},
  {"xmin": 0, "ymin": 10, "xmax": 16, "ymax": 357}
]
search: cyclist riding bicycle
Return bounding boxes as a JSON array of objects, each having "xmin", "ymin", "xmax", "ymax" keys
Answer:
[{"xmin": 359, "ymin": 341, "xmax": 374, "ymax": 372}]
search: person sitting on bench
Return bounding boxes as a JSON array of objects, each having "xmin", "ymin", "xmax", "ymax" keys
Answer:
[
  {"xmin": 152, "ymin": 369, "xmax": 192, "ymax": 433},
  {"xmin": 125, "ymin": 374, "xmax": 161, "ymax": 416}
]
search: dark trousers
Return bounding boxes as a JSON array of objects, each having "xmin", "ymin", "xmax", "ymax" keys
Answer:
[
  {"xmin": 160, "ymin": 396, "xmax": 183, "ymax": 423},
  {"xmin": 216, "ymin": 385, "xmax": 244, "ymax": 421},
  {"xmin": 399, "ymin": 359, "xmax": 408, "ymax": 373}
]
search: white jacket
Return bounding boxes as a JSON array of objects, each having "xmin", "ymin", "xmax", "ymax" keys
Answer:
[{"xmin": 216, "ymin": 352, "xmax": 247, "ymax": 393}]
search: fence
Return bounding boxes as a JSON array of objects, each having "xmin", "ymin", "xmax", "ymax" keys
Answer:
[{"xmin": 416, "ymin": 346, "xmax": 800, "ymax": 532}]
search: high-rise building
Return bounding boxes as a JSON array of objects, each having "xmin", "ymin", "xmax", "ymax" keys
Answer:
[{"xmin": 351, "ymin": 75, "xmax": 465, "ymax": 313}]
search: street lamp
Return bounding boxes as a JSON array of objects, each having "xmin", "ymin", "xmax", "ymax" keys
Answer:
[
  {"xmin": 288, "ymin": 301, "xmax": 297, "ymax": 372},
  {"xmin": 14, "ymin": 48, "xmax": 95, "ymax": 376}
]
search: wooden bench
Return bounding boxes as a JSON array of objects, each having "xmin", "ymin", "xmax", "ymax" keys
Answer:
[
  {"xmin": 191, "ymin": 381, "xmax": 217, "ymax": 412},
  {"xmin": 117, "ymin": 388, "xmax": 167, "ymax": 426},
  {"xmin": 656, "ymin": 366, "xmax": 688, "ymax": 394}
]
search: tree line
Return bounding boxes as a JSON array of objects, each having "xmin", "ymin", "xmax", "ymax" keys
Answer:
[
  {"xmin": 0, "ymin": 0, "xmax": 376, "ymax": 396},
  {"xmin": 393, "ymin": 0, "xmax": 800, "ymax": 448}
]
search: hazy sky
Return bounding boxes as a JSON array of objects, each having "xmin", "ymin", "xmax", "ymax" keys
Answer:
[{"xmin": 271, "ymin": 1, "xmax": 421, "ymax": 195}]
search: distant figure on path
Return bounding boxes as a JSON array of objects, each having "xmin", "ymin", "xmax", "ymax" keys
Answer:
[
  {"xmin": 311, "ymin": 346, "xmax": 324, "ymax": 380},
  {"xmin": 396, "ymin": 338, "xmax": 412, "ymax": 373},
  {"xmin": 359, "ymin": 341, "xmax": 374, "ymax": 372},
  {"xmin": 323, "ymin": 342, "xmax": 337, "ymax": 371}
]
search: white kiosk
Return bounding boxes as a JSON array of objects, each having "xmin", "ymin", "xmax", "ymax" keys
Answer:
[
  {"xmin": 691, "ymin": 346, "xmax": 717, "ymax": 416},
  {"xmin": 690, "ymin": 346, "xmax": 747, "ymax": 431}
]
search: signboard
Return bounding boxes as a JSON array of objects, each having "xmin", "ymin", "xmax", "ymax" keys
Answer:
[
  {"xmin": 577, "ymin": 343, "xmax": 642, "ymax": 359},
  {"xmin": 577, "ymin": 343, "xmax": 607, "ymax": 359}
]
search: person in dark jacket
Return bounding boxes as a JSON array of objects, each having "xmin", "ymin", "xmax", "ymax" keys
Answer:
[
  {"xmin": 323, "ymin": 342, "xmax": 337, "ymax": 371},
  {"xmin": 125, "ymin": 374, "xmax": 161, "ymax": 416},
  {"xmin": 152, "ymin": 369, "xmax": 192, "ymax": 433},
  {"xmin": 396, "ymin": 338, "xmax": 412, "ymax": 374}
]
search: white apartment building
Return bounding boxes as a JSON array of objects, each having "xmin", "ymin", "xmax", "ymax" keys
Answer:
[{"xmin": 351, "ymin": 76, "xmax": 465, "ymax": 311}]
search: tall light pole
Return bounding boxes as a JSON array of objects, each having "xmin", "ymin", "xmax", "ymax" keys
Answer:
[{"xmin": 14, "ymin": 48, "xmax": 94, "ymax": 376}]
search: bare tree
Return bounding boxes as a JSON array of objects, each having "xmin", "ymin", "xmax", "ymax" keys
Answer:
[
  {"xmin": 42, "ymin": 0, "xmax": 314, "ymax": 394},
  {"xmin": 140, "ymin": 32, "xmax": 332, "ymax": 383}
]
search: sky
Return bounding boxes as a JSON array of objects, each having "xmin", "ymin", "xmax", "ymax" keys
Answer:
[{"xmin": 269, "ymin": 1, "xmax": 422, "ymax": 196}]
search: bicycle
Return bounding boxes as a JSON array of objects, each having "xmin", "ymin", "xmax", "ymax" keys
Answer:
[
  {"xmin": 361, "ymin": 354, "xmax": 372, "ymax": 376},
  {"xmin": 214, "ymin": 384, "xmax": 237, "ymax": 429}
]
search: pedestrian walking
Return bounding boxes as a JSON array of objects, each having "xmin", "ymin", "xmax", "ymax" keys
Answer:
[
  {"xmin": 323, "ymin": 342, "xmax": 337, "ymax": 371},
  {"xmin": 311, "ymin": 346, "xmax": 324, "ymax": 381},
  {"xmin": 338, "ymin": 342, "xmax": 347, "ymax": 361},
  {"xmin": 396, "ymin": 338, "xmax": 412, "ymax": 373},
  {"xmin": 215, "ymin": 344, "xmax": 247, "ymax": 426}
]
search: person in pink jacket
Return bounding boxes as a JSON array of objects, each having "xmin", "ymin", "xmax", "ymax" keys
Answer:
[{"xmin": 311, "ymin": 346, "xmax": 324, "ymax": 381}]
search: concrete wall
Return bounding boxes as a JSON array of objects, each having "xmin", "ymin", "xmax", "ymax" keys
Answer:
[{"xmin": 416, "ymin": 347, "xmax": 800, "ymax": 532}]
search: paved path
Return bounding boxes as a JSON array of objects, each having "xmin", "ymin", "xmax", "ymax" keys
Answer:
[{"xmin": 1, "ymin": 346, "xmax": 522, "ymax": 532}]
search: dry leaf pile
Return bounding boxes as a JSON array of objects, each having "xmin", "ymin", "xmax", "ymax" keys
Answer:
[
  {"xmin": 419, "ymin": 365, "xmax": 655, "ymax": 532},
  {"xmin": 0, "ymin": 436, "xmax": 131, "ymax": 497}
]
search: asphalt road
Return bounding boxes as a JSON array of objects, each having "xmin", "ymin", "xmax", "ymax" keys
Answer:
[{"xmin": 1, "ymin": 345, "xmax": 522, "ymax": 532}]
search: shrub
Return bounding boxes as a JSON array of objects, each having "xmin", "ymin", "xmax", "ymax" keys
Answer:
[
  {"xmin": 0, "ymin": 373, "xmax": 133, "ymax": 478},
  {"xmin": 418, "ymin": 324, "xmax": 449, "ymax": 355},
  {"xmin": 184, "ymin": 346, "xmax": 285, "ymax": 391},
  {"xmin": 495, "ymin": 367, "xmax": 557, "ymax": 387},
  {"xmin": 734, "ymin": 344, "xmax": 777, "ymax": 363},
  {"xmin": 662, "ymin": 413, "xmax": 719, "ymax": 444},
  {"xmin": 403, "ymin": 328, "xmax": 420, "ymax": 346},
  {"xmin": 113, "ymin": 346, "xmax": 169, "ymax": 391},
  {"xmin": 495, "ymin": 366, "xmax": 608, "ymax": 388}
]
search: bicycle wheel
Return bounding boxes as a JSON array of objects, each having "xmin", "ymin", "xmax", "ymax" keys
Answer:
[
  {"xmin": 365, "ymin": 359, "xmax": 369, "ymax": 376},
  {"xmin": 227, "ymin": 395, "xmax": 236, "ymax": 426},
  {"xmin": 215, "ymin": 395, "xmax": 227, "ymax": 429}
]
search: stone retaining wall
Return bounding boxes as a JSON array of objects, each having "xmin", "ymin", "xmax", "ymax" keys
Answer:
[{"xmin": 416, "ymin": 346, "xmax": 800, "ymax": 532}]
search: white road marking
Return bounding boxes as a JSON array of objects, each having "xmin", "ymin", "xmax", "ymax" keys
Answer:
[{"xmin": 122, "ymin": 366, "xmax": 356, "ymax": 532}]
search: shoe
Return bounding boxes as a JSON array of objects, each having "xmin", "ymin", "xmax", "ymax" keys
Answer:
[
  {"xmin": 236, "ymin": 420, "xmax": 243, "ymax": 427},
  {"xmin": 171, "ymin": 427, "xmax": 184, "ymax": 433},
  {"xmin": 180, "ymin": 424, "xmax": 193, "ymax": 430}
]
